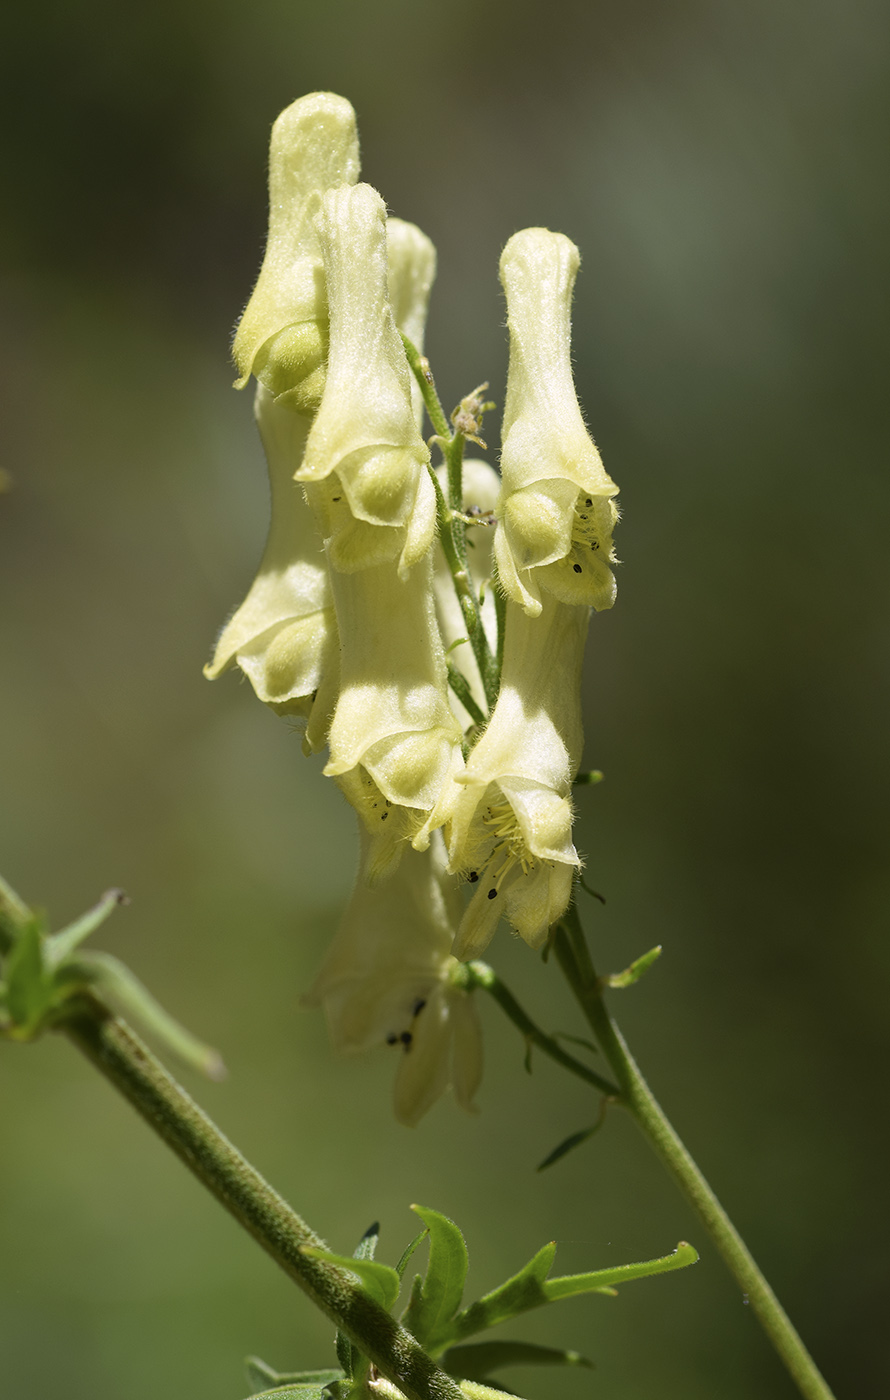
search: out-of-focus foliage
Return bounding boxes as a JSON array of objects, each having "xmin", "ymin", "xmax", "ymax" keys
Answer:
[{"xmin": 1, "ymin": 2, "xmax": 887, "ymax": 1399}]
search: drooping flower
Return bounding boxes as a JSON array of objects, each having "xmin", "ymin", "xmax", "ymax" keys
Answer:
[
  {"xmin": 203, "ymin": 387, "xmax": 338, "ymax": 753},
  {"xmin": 323, "ymin": 552, "xmax": 464, "ymax": 882},
  {"xmin": 304, "ymin": 832, "xmax": 483, "ymax": 1126},
  {"xmin": 232, "ymin": 91, "xmax": 360, "ymax": 413},
  {"xmin": 495, "ymin": 228, "xmax": 620, "ymax": 618},
  {"xmin": 446, "ymin": 591, "xmax": 590, "ymax": 959},
  {"xmin": 297, "ymin": 184, "xmax": 436, "ymax": 577}
]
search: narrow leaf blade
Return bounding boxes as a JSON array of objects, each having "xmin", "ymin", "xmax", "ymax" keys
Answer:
[
  {"xmin": 442, "ymin": 1340, "xmax": 592, "ymax": 1379},
  {"xmin": 448, "ymin": 1242, "xmax": 557, "ymax": 1344},
  {"xmin": 62, "ymin": 950, "xmax": 226, "ymax": 1080},
  {"xmin": 543, "ymin": 1242, "xmax": 698, "ymax": 1301},
  {"xmin": 245, "ymin": 1360, "xmax": 343, "ymax": 1390},
  {"xmin": 395, "ymin": 1227, "xmax": 429, "ymax": 1281},
  {"xmin": 604, "ymin": 945, "xmax": 663, "ymax": 989},
  {"xmin": 536, "ymin": 1123, "xmax": 602, "ymax": 1172}
]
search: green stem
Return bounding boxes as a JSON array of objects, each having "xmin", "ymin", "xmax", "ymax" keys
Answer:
[
  {"xmin": 408, "ymin": 340, "xmax": 499, "ymax": 711},
  {"xmin": 62, "ymin": 998, "xmax": 462, "ymax": 1400},
  {"xmin": 400, "ymin": 333, "xmax": 450, "ymax": 441},
  {"xmin": 553, "ymin": 911, "xmax": 836, "ymax": 1400},
  {"xmin": 465, "ymin": 960, "xmax": 620, "ymax": 1098}
]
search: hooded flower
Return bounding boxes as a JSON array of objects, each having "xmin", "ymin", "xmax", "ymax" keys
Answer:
[
  {"xmin": 304, "ymin": 832, "xmax": 483, "ymax": 1126},
  {"xmin": 232, "ymin": 91, "xmax": 360, "ymax": 413},
  {"xmin": 297, "ymin": 184, "xmax": 436, "ymax": 577},
  {"xmin": 203, "ymin": 386, "xmax": 338, "ymax": 754},
  {"xmin": 495, "ymin": 228, "xmax": 619, "ymax": 618},
  {"xmin": 446, "ymin": 591, "xmax": 590, "ymax": 959},
  {"xmin": 323, "ymin": 552, "xmax": 464, "ymax": 882}
]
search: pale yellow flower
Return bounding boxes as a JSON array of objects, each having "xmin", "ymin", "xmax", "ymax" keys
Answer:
[
  {"xmin": 495, "ymin": 228, "xmax": 619, "ymax": 618},
  {"xmin": 304, "ymin": 832, "xmax": 483, "ymax": 1126},
  {"xmin": 297, "ymin": 184, "xmax": 436, "ymax": 577},
  {"xmin": 203, "ymin": 386, "xmax": 337, "ymax": 753},
  {"xmin": 323, "ymin": 553, "xmax": 464, "ymax": 882},
  {"xmin": 446, "ymin": 592, "xmax": 589, "ymax": 958},
  {"xmin": 232, "ymin": 91, "xmax": 360, "ymax": 412}
]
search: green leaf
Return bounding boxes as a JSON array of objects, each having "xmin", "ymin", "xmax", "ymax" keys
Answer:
[
  {"xmin": 330, "ymin": 1220, "xmax": 381, "ymax": 1383},
  {"xmin": 447, "ymin": 1242, "xmax": 556, "ymax": 1345},
  {"xmin": 245, "ymin": 1359, "xmax": 343, "ymax": 1391},
  {"xmin": 603, "ymin": 945, "xmax": 663, "ymax": 989},
  {"xmin": 300, "ymin": 1247, "xmax": 401, "ymax": 1312},
  {"xmin": 442, "ymin": 1340, "xmax": 592, "ymax": 1380},
  {"xmin": 44, "ymin": 888, "xmax": 128, "ymax": 967},
  {"xmin": 552, "ymin": 1032, "xmax": 598, "ymax": 1056},
  {"xmin": 543, "ymin": 1242, "xmax": 698, "ymax": 1300},
  {"xmin": 402, "ymin": 1205, "xmax": 470, "ymax": 1348},
  {"xmin": 395, "ymin": 1227, "xmax": 429, "ymax": 1281},
  {"xmin": 536, "ymin": 1122, "xmax": 603, "ymax": 1171},
  {"xmin": 59, "ymin": 951, "xmax": 226, "ymax": 1080},
  {"xmin": 5, "ymin": 920, "xmax": 53, "ymax": 1033},
  {"xmin": 0, "ymin": 872, "xmax": 30, "ymax": 954},
  {"xmin": 242, "ymin": 1386, "xmax": 330, "ymax": 1400},
  {"xmin": 573, "ymin": 769, "xmax": 603, "ymax": 786}
]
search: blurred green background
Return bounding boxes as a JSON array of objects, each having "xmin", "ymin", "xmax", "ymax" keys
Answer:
[{"xmin": 1, "ymin": 1, "xmax": 887, "ymax": 1397}]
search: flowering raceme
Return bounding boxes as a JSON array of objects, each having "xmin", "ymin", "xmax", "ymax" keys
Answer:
[{"xmin": 207, "ymin": 91, "xmax": 620, "ymax": 1121}]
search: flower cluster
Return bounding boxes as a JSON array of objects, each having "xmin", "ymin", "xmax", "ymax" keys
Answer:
[{"xmin": 206, "ymin": 94, "xmax": 619, "ymax": 1121}]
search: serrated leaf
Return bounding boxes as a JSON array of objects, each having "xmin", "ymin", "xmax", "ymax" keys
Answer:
[
  {"xmin": 402, "ymin": 1205, "xmax": 469, "ymax": 1348},
  {"xmin": 395, "ymin": 1227, "xmax": 428, "ymax": 1280},
  {"xmin": 442, "ymin": 1340, "xmax": 592, "ymax": 1379},
  {"xmin": 245, "ymin": 1359, "xmax": 343, "ymax": 1391},
  {"xmin": 301, "ymin": 1247, "xmax": 401, "ymax": 1312},
  {"xmin": 603, "ymin": 945, "xmax": 663, "ymax": 989},
  {"xmin": 543, "ymin": 1242, "xmax": 698, "ymax": 1300},
  {"xmin": 446, "ymin": 1242, "xmax": 556, "ymax": 1346}
]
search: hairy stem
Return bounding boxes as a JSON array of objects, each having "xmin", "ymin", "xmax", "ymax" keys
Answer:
[
  {"xmin": 62, "ymin": 998, "xmax": 462, "ymax": 1400},
  {"xmin": 553, "ymin": 911, "xmax": 836, "ymax": 1400}
]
